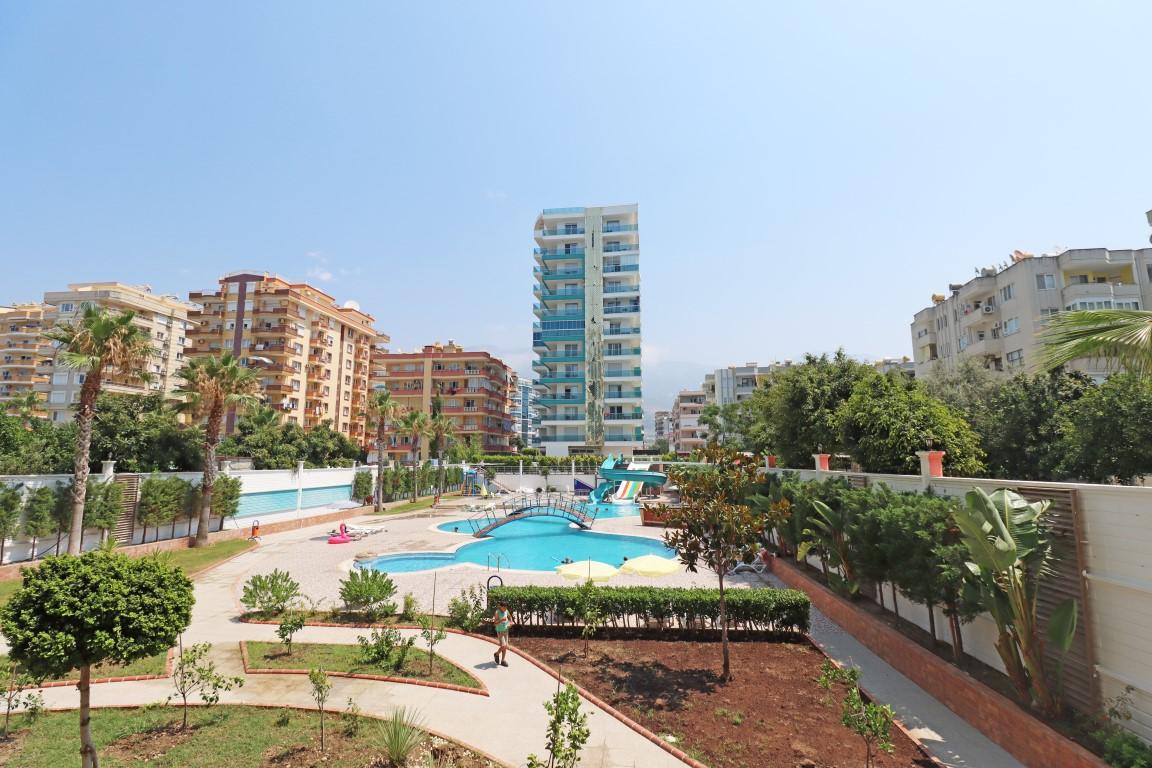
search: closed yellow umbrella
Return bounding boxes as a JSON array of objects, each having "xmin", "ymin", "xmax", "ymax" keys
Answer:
[
  {"xmin": 620, "ymin": 554, "xmax": 680, "ymax": 577},
  {"xmin": 555, "ymin": 559, "xmax": 619, "ymax": 583}
]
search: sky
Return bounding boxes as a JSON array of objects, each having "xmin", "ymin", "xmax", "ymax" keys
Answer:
[{"xmin": 3, "ymin": 2, "xmax": 1152, "ymax": 416}]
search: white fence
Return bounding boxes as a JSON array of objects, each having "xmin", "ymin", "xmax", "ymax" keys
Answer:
[{"xmin": 772, "ymin": 464, "xmax": 1152, "ymax": 741}]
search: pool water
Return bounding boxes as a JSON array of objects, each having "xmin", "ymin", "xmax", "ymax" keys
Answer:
[{"xmin": 357, "ymin": 512, "xmax": 676, "ymax": 574}]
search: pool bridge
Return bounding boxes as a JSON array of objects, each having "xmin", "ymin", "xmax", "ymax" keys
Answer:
[{"xmin": 467, "ymin": 493, "xmax": 598, "ymax": 537}]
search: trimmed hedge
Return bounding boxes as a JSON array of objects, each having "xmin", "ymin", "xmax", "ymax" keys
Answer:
[{"xmin": 487, "ymin": 586, "xmax": 810, "ymax": 634}]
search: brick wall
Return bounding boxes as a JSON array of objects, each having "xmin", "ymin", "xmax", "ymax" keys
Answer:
[{"xmin": 771, "ymin": 557, "xmax": 1106, "ymax": 768}]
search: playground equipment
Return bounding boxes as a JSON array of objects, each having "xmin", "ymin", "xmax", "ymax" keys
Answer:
[{"xmin": 590, "ymin": 454, "xmax": 668, "ymax": 504}]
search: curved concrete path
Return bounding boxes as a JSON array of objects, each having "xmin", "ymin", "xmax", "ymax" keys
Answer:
[{"xmin": 33, "ymin": 539, "xmax": 692, "ymax": 768}]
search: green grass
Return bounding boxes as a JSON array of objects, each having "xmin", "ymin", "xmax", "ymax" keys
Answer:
[
  {"xmin": 242, "ymin": 609, "xmax": 447, "ymax": 628},
  {"xmin": 245, "ymin": 641, "xmax": 481, "ymax": 689},
  {"xmin": 0, "ymin": 580, "xmax": 20, "ymax": 612},
  {"xmin": 158, "ymin": 538, "xmax": 255, "ymax": 576},
  {"xmin": 0, "ymin": 705, "xmax": 469, "ymax": 768},
  {"xmin": 375, "ymin": 491, "xmax": 461, "ymax": 516},
  {"xmin": 0, "ymin": 651, "xmax": 168, "ymax": 683}
]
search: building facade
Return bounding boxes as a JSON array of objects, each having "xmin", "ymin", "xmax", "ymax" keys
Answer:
[
  {"xmin": 911, "ymin": 248, "xmax": 1152, "ymax": 379},
  {"xmin": 188, "ymin": 273, "xmax": 388, "ymax": 445},
  {"xmin": 652, "ymin": 410, "xmax": 671, "ymax": 444},
  {"xmin": 36, "ymin": 284, "xmax": 196, "ymax": 422},
  {"xmin": 532, "ymin": 204, "xmax": 643, "ymax": 456},
  {"xmin": 372, "ymin": 341, "xmax": 515, "ymax": 460},
  {"xmin": 671, "ymin": 389, "xmax": 707, "ymax": 456},
  {"xmin": 0, "ymin": 304, "xmax": 51, "ymax": 412},
  {"xmin": 511, "ymin": 377, "xmax": 540, "ymax": 449},
  {"xmin": 701, "ymin": 362, "xmax": 776, "ymax": 406}
]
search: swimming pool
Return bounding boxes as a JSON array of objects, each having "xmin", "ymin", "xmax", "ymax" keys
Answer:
[{"xmin": 357, "ymin": 515, "xmax": 676, "ymax": 574}]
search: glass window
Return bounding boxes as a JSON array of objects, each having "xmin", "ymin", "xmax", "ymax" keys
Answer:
[
  {"xmin": 1035, "ymin": 274, "xmax": 1056, "ymax": 290},
  {"xmin": 1004, "ymin": 317, "xmax": 1020, "ymax": 335},
  {"xmin": 1000, "ymin": 284, "xmax": 1015, "ymax": 302}
]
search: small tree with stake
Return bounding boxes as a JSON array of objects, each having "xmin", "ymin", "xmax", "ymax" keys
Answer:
[
  {"xmin": 308, "ymin": 667, "xmax": 332, "ymax": 753},
  {"xmin": 661, "ymin": 445, "xmax": 764, "ymax": 681},
  {"xmin": 0, "ymin": 550, "xmax": 193, "ymax": 768},
  {"xmin": 168, "ymin": 641, "xmax": 243, "ymax": 729},
  {"xmin": 527, "ymin": 682, "xmax": 590, "ymax": 768},
  {"xmin": 0, "ymin": 661, "xmax": 41, "ymax": 739}
]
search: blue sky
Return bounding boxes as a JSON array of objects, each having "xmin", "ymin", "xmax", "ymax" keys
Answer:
[{"xmin": 3, "ymin": 2, "xmax": 1152, "ymax": 413}]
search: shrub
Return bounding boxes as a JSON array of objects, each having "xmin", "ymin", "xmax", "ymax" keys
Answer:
[
  {"xmin": 487, "ymin": 585, "xmax": 810, "ymax": 633},
  {"xmin": 445, "ymin": 586, "xmax": 486, "ymax": 632},
  {"xmin": 137, "ymin": 475, "xmax": 192, "ymax": 540},
  {"xmin": 187, "ymin": 475, "xmax": 242, "ymax": 524},
  {"xmin": 357, "ymin": 627, "xmax": 413, "ymax": 668},
  {"xmin": 352, "ymin": 471, "xmax": 373, "ymax": 501},
  {"xmin": 338, "ymin": 569, "xmax": 397, "ymax": 618},
  {"xmin": 378, "ymin": 707, "xmax": 425, "ymax": 766},
  {"xmin": 400, "ymin": 592, "xmax": 419, "ymax": 621},
  {"xmin": 240, "ymin": 569, "xmax": 302, "ymax": 614}
]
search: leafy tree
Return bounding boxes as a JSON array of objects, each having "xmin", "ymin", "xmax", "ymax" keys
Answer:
[
  {"xmin": 44, "ymin": 305, "xmax": 153, "ymax": 555},
  {"xmin": 308, "ymin": 667, "xmax": 332, "ymax": 753},
  {"xmin": 338, "ymin": 568, "xmax": 397, "ymax": 618},
  {"xmin": 526, "ymin": 683, "xmax": 590, "ymax": 768},
  {"xmin": 920, "ymin": 358, "xmax": 1003, "ymax": 446},
  {"xmin": 0, "ymin": 660, "xmax": 42, "ymax": 737},
  {"xmin": 240, "ymin": 569, "xmax": 302, "ymax": 614},
  {"xmin": 699, "ymin": 401, "xmax": 756, "ymax": 451},
  {"xmin": 841, "ymin": 685, "xmax": 895, "ymax": 768},
  {"xmin": 277, "ymin": 609, "xmax": 306, "ymax": 656},
  {"xmin": 22, "ymin": 486, "xmax": 57, "ymax": 559},
  {"xmin": 185, "ymin": 475, "xmax": 242, "ymax": 533},
  {"xmin": 0, "ymin": 484, "xmax": 22, "ymax": 563},
  {"xmin": 983, "ymin": 370, "xmax": 1094, "ymax": 481},
  {"xmin": 418, "ymin": 613, "xmax": 447, "ymax": 676},
  {"xmin": 3, "ymin": 391, "xmax": 44, "ymax": 428},
  {"xmin": 745, "ymin": 351, "xmax": 874, "ymax": 465},
  {"xmin": 364, "ymin": 389, "xmax": 401, "ymax": 513},
  {"xmin": 168, "ymin": 642, "xmax": 243, "ymax": 729},
  {"xmin": 396, "ymin": 410, "xmax": 431, "ymax": 499},
  {"xmin": 0, "ymin": 550, "xmax": 193, "ymax": 767},
  {"xmin": 1058, "ymin": 372, "xmax": 1152, "ymax": 484},
  {"xmin": 300, "ymin": 420, "xmax": 363, "ymax": 467},
  {"xmin": 662, "ymin": 446, "xmax": 764, "ymax": 681},
  {"xmin": 89, "ymin": 393, "xmax": 201, "ymax": 473},
  {"xmin": 174, "ymin": 354, "xmax": 260, "ymax": 547},
  {"xmin": 352, "ymin": 470, "xmax": 373, "ymax": 501},
  {"xmin": 83, "ymin": 481, "xmax": 123, "ymax": 541},
  {"xmin": 800, "ymin": 499, "xmax": 859, "ymax": 597},
  {"xmin": 837, "ymin": 372, "xmax": 984, "ymax": 476},
  {"xmin": 427, "ymin": 413, "xmax": 456, "ymax": 495},
  {"xmin": 137, "ymin": 475, "xmax": 190, "ymax": 543}
]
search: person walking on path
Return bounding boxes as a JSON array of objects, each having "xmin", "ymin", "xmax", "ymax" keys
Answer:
[{"xmin": 487, "ymin": 601, "xmax": 512, "ymax": 667}]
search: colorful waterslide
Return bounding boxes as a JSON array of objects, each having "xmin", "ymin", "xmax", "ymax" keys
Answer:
[{"xmin": 590, "ymin": 455, "xmax": 668, "ymax": 504}]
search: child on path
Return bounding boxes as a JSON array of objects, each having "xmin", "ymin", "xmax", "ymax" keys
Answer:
[{"xmin": 486, "ymin": 601, "xmax": 512, "ymax": 667}]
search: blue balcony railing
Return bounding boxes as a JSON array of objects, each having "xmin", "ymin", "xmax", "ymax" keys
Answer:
[
  {"xmin": 604, "ymin": 327, "xmax": 641, "ymax": 336},
  {"xmin": 539, "ymin": 227, "xmax": 585, "ymax": 237},
  {"xmin": 603, "ymin": 284, "xmax": 638, "ymax": 294},
  {"xmin": 603, "ymin": 223, "xmax": 638, "ymax": 233},
  {"xmin": 604, "ymin": 264, "xmax": 639, "ymax": 274},
  {"xmin": 542, "ymin": 206, "xmax": 584, "ymax": 215},
  {"xmin": 604, "ymin": 305, "xmax": 639, "ymax": 314},
  {"xmin": 605, "ymin": 389, "xmax": 642, "ymax": 399},
  {"xmin": 535, "ymin": 247, "xmax": 586, "ymax": 259},
  {"xmin": 605, "ymin": 368, "xmax": 642, "ymax": 377},
  {"xmin": 604, "ymin": 347, "xmax": 640, "ymax": 356},
  {"xmin": 603, "ymin": 244, "xmax": 639, "ymax": 253}
]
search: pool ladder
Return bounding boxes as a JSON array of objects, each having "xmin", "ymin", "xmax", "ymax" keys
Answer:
[{"xmin": 487, "ymin": 553, "xmax": 510, "ymax": 571}]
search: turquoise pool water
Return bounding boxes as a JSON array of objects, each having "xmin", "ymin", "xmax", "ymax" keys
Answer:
[{"xmin": 357, "ymin": 514, "xmax": 675, "ymax": 574}]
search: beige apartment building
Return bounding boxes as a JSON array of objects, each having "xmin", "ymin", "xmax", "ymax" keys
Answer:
[
  {"xmin": 0, "ymin": 304, "xmax": 52, "ymax": 412},
  {"xmin": 34, "ymin": 284, "xmax": 196, "ymax": 422},
  {"xmin": 911, "ymin": 248, "xmax": 1152, "ymax": 380},
  {"xmin": 671, "ymin": 389, "xmax": 707, "ymax": 456},
  {"xmin": 371, "ymin": 341, "xmax": 515, "ymax": 461},
  {"xmin": 188, "ymin": 273, "xmax": 388, "ymax": 446}
]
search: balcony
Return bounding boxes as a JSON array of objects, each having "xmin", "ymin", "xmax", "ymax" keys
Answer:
[
  {"xmin": 602, "ymin": 244, "xmax": 638, "ymax": 254},
  {"xmin": 603, "ymin": 284, "xmax": 639, "ymax": 294},
  {"xmin": 604, "ymin": 410, "xmax": 643, "ymax": 421},
  {"xmin": 540, "ymin": 434, "xmax": 586, "ymax": 443},
  {"xmin": 603, "ymin": 223, "xmax": 638, "ymax": 233},
  {"xmin": 535, "ymin": 247, "xmax": 586, "ymax": 259},
  {"xmin": 603, "ymin": 263, "xmax": 639, "ymax": 274},
  {"xmin": 604, "ymin": 305, "xmax": 640, "ymax": 315},
  {"xmin": 534, "ymin": 266, "xmax": 585, "ymax": 281},
  {"xmin": 1063, "ymin": 282, "xmax": 1141, "ymax": 306},
  {"xmin": 537, "ymin": 286, "xmax": 585, "ymax": 300},
  {"xmin": 539, "ymin": 394, "xmax": 585, "ymax": 406},
  {"xmin": 605, "ymin": 389, "xmax": 642, "ymax": 399},
  {"xmin": 604, "ymin": 327, "xmax": 641, "ymax": 336},
  {"xmin": 535, "ymin": 375, "xmax": 584, "ymax": 385},
  {"xmin": 540, "ymin": 413, "xmax": 585, "ymax": 422},
  {"xmin": 604, "ymin": 347, "xmax": 640, "ymax": 357},
  {"xmin": 604, "ymin": 368, "xmax": 642, "ymax": 378},
  {"xmin": 538, "ymin": 227, "xmax": 585, "ymax": 237},
  {"xmin": 537, "ymin": 310, "xmax": 584, "ymax": 322},
  {"xmin": 538, "ymin": 352, "xmax": 585, "ymax": 363}
]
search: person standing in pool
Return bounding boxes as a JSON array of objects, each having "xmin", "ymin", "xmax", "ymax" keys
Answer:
[{"xmin": 487, "ymin": 601, "xmax": 512, "ymax": 667}]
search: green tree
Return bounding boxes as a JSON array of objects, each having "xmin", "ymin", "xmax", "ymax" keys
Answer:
[
  {"xmin": 168, "ymin": 642, "xmax": 243, "ymax": 729},
  {"xmin": 1057, "ymin": 372, "xmax": 1152, "ymax": 483},
  {"xmin": 364, "ymin": 389, "xmax": 401, "ymax": 513},
  {"xmin": 22, "ymin": 485, "xmax": 57, "ymax": 559},
  {"xmin": 745, "ymin": 351, "xmax": 874, "ymax": 465},
  {"xmin": 43, "ymin": 306, "xmax": 153, "ymax": 554},
  {"xmin": 1041, "ymin": 308, "xmax": 1152, "ymax": 374},
  {"xmin": 3, "ymin": 391, "xmax": 44, "ymax": 428},
  {"xmin": 89, "ymin": 393, "xmax": 202, "ymax": 473},
  {"xmin": 300, "ymin": 420, "xmax": 363, "ymax": 467},
  {"xmin": 137, "ymin": 475, "xmax": 190, "ymax": 543},
  {"xmin": 837, "ymin": 372, "xmax": 984, "ymax": 476},
  {"xmin": 699, "ymin": 401, "xmax": 756, "ymax": 451},
  {"xmin": 396, "ymin": 409, "xmax": 430, "ymax": 500},
  {"xmin": 174, "ymin": 354, "xmax": 260, "ymax": 547},
  {"xmin": 0, "ymin": 550, "xmax": 194, "ymax": 767},
  {"xmin": 526, "ymin": 683, "xmax": 591, "ymax": 768},
  {"xmin": 982, "ymin": 370, "xmax": 1094, "ymax": 481},
  {"xmin": 427, "ymin": 413, "xmax": 456, "ymax": 495},
  {"xmin": 920, "ymin": 358, "xmax": 1003, "ymax": 447},
  {"xmin": 308, "ymin": 667, "xmax": 332, "ymax": 753},
  {"xmin": 662, "ymin": 446, "xmax": 764, "ymax": 681},
  {"xmin": 0, "ymin": 483, "xmax": 22, "ymax": 563}
]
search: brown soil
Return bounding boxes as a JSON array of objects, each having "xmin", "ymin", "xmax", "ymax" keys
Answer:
[
  {"xmin": 516, "ymin": 635, "xmax": 937, "ymax": 768},
  {"xmin": 104, "ymin": 721, "xmax": 199, "ymax": 761},
  {"xmin": 259, "ymin": 734, "xmax": 498, "ymax": 767}
]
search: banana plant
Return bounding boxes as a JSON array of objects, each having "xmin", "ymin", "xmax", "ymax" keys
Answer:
[
  {"xmin": 952, "ymin": 487, "xmax": 1077, "ymax": 718},
  {"xmin": 799, "ymin": 499, "xmax": 859, "ymax": 597}
]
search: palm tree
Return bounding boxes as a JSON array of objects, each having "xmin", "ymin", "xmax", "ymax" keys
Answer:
[
  {"xmin": 364, "ymin": 389, "xmax": 401, "ymax": 513},
  {"xmin": 242, "ymin": 404, "xmax": 282, "ymax": 432},
  {"xmin": 43, "ymin": 306, "xmax": 152, "ymax": 555},
  {"xmin": 1041, "ymin": 308, "xmax": 1152, "ymax": 375},
  {"xmin": 3, "ymin": 391, "xmax": 43, "ymax": 428},
  {"xmin": 395, "ymin": 409, "xmax": 430, "ymax": 500},
  {"xmin": 174, "ymin": 354, "xmax": 260, "ymax": 547},
  {"xmin": 427, "ymin": 414, "xmax": 457, "ymax": 497}
]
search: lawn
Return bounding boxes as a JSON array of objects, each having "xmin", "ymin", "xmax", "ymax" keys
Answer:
[
  {"xmin": 244, "ymin": 641, "xmax": 482, "ymax": 690},
  {"xmin": 240, "ymin": 609, "xmax": 448, "ymax": 628},
  {"xmin": 515, "ymin": 635, "xmax": 937, "ymax": 768},
  {"xmin": 159, "ymin": 538, "xmax": 255, "ymax": 576},
  {"xmin": 0, "ymin": 651, "xmax": 168, "ymax": 683},
  {"xmin": 0, "ymin": 580, "xmax": 19, "ymax": 611},
  {"xmin": 377, "ymin": 492, "xmax": 460, "ymax": 516},
  {"xmin": 0, "ymin": 705, "xmax": 500, "ymax": 768}
]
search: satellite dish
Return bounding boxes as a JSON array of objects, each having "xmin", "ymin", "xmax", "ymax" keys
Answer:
[{"xmin": 343, "ymin": 300, "xmax": 361, "ymax": 311}]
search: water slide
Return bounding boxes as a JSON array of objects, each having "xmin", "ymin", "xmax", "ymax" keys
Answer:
[{"xmin": 591, "ymin": 455, "xmax": 668, "ymax": 504}]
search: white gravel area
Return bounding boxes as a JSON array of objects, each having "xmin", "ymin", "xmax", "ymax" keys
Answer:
[{"xmin": 232, "ymin": 496, "xmax": 772, "ymax": 614}]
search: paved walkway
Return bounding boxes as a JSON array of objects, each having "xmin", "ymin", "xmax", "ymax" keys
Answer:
[{"xmin": 26, "ymin": 497, "xmax": 1023, "ymax": 767}]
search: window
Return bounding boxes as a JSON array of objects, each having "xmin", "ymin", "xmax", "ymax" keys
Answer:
[
  {"xmin": 50, "ymin": 391, "xmax": 66, "ymax": 404},
  {"xmin": 564, "ymin": 223, "xmax": 579, "ymax": 234},
  {"xmin": 1004, "ymin": 317, "xmax": 1020, "ymax": 335},
  {"xmin": 1000, "ymin": 284, "xmax": 1015, "ymax": 302},
  {"xmin": 59, "ymin": 303, "xmax": 74, "ymax": 313},
  {"xmin": 1040, "ymin": 308, "xmax": 1061, "ymax": 317},
  {"xmin": 1035, "ymin": 274, "xmax": 1056, "ymax": 290},
  {"xmin": 1069, "ymin": 274, "xmax": 1089, "ymax": 285},
  {"xmin": 1006, "ymin": 349, "xmax": 1025, "ymax": 366},
  {"xmin": 52, "ymin": 372, "xmax": 68, "ymax": 385}
]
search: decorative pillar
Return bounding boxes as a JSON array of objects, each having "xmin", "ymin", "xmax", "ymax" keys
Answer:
[
  {"xmin": 812, "ymin": 453, "xmax": 830, "ymax": 472},
  {"xmin": 100, "ymin": 460, "xmax": 116, "ymax": 480},
  {"xmin": 766, "ymin": 455, "xmax": 777, "ymax": 469},
  {"xmin": 295, "ymin": 460, "xmax": 305, "ymax": 516},
  {"xmin": 917, "ymin": 450, "xmax": 945, "ymax": 479}
]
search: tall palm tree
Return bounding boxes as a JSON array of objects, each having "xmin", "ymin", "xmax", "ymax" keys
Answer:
[
  {"xmin": 396, "ymin": 409, "xmax": 430, "ymax": 501},
  {"xmin": 364, "ymin": 389, "xmax": 401, "ymax": 513},
  {"xmin": 3, "ymin": 391, "xmax": 43, "ymax": 428},
  {"xmin": 43, "ymin": 306, "xmax": 152, "ymax": 555},
  {"xmin": 242, "ymin": 404, "xmax": 282, "ymax": 432},
  {"xmin": 1041, "ymin": 308, "xmax": 1152, "ymax": 375},
  {"xmin": 427, "ymin": 414, "xmax": 457, "ymax": 496},
  {"xmin": 174, "ymin": 354, "xmax": 261, "ymax": 547}
]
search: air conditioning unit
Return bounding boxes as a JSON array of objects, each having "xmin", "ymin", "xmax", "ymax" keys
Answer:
[{"xmin": 982, "ymin": 305, "xmax": 995, "ymax": 314}]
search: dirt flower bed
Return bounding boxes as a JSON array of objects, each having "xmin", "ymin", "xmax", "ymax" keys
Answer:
[{"xmin": 516, "ymin": 635, "xmax": 937, "ymax": 768}]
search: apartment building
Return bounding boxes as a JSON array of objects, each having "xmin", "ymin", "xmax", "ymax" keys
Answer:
[
  {"xmin": 188, "ymin": 273, "xmax": 388, "ymax": 446},
  {"xmin": 911, "ymin": 248, "xmax": 1152, "ymax": 379},
  {"xmin": 701, "ymin": 362, "xmax": 777, "ymax": 406},
  {"xmin": 511, "ymin": 377, "xmax": 540, "ymax": 449},
  {"xmin": 873, "ymin": 357, "xmax": 915, "ymax": 376},
  {"xmin": 532, "ymin": 204, "xmax": 643, "ymax": 456},
  {"xmin": 671, "ymin": 390, "xmax": 707, "ymax": 456},
  {"xmin": 652, "ymin": 410, "xmax": 671, "ymax": 443},
  {"xmin": 0, "ymin": 304, "xmax": 51, "ymax": 412},
  {"xmin": 372, "ymin": 341, "xmax": 515, "ymax": 460},
  {"xmin": 36, "ymin": 284, "xmax": 196, "ymax": 422}
]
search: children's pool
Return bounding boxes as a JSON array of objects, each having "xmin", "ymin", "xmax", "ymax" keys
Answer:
[{"xmin": 356, "ymin": 511, "xmax": 676, "ymax": 574}]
